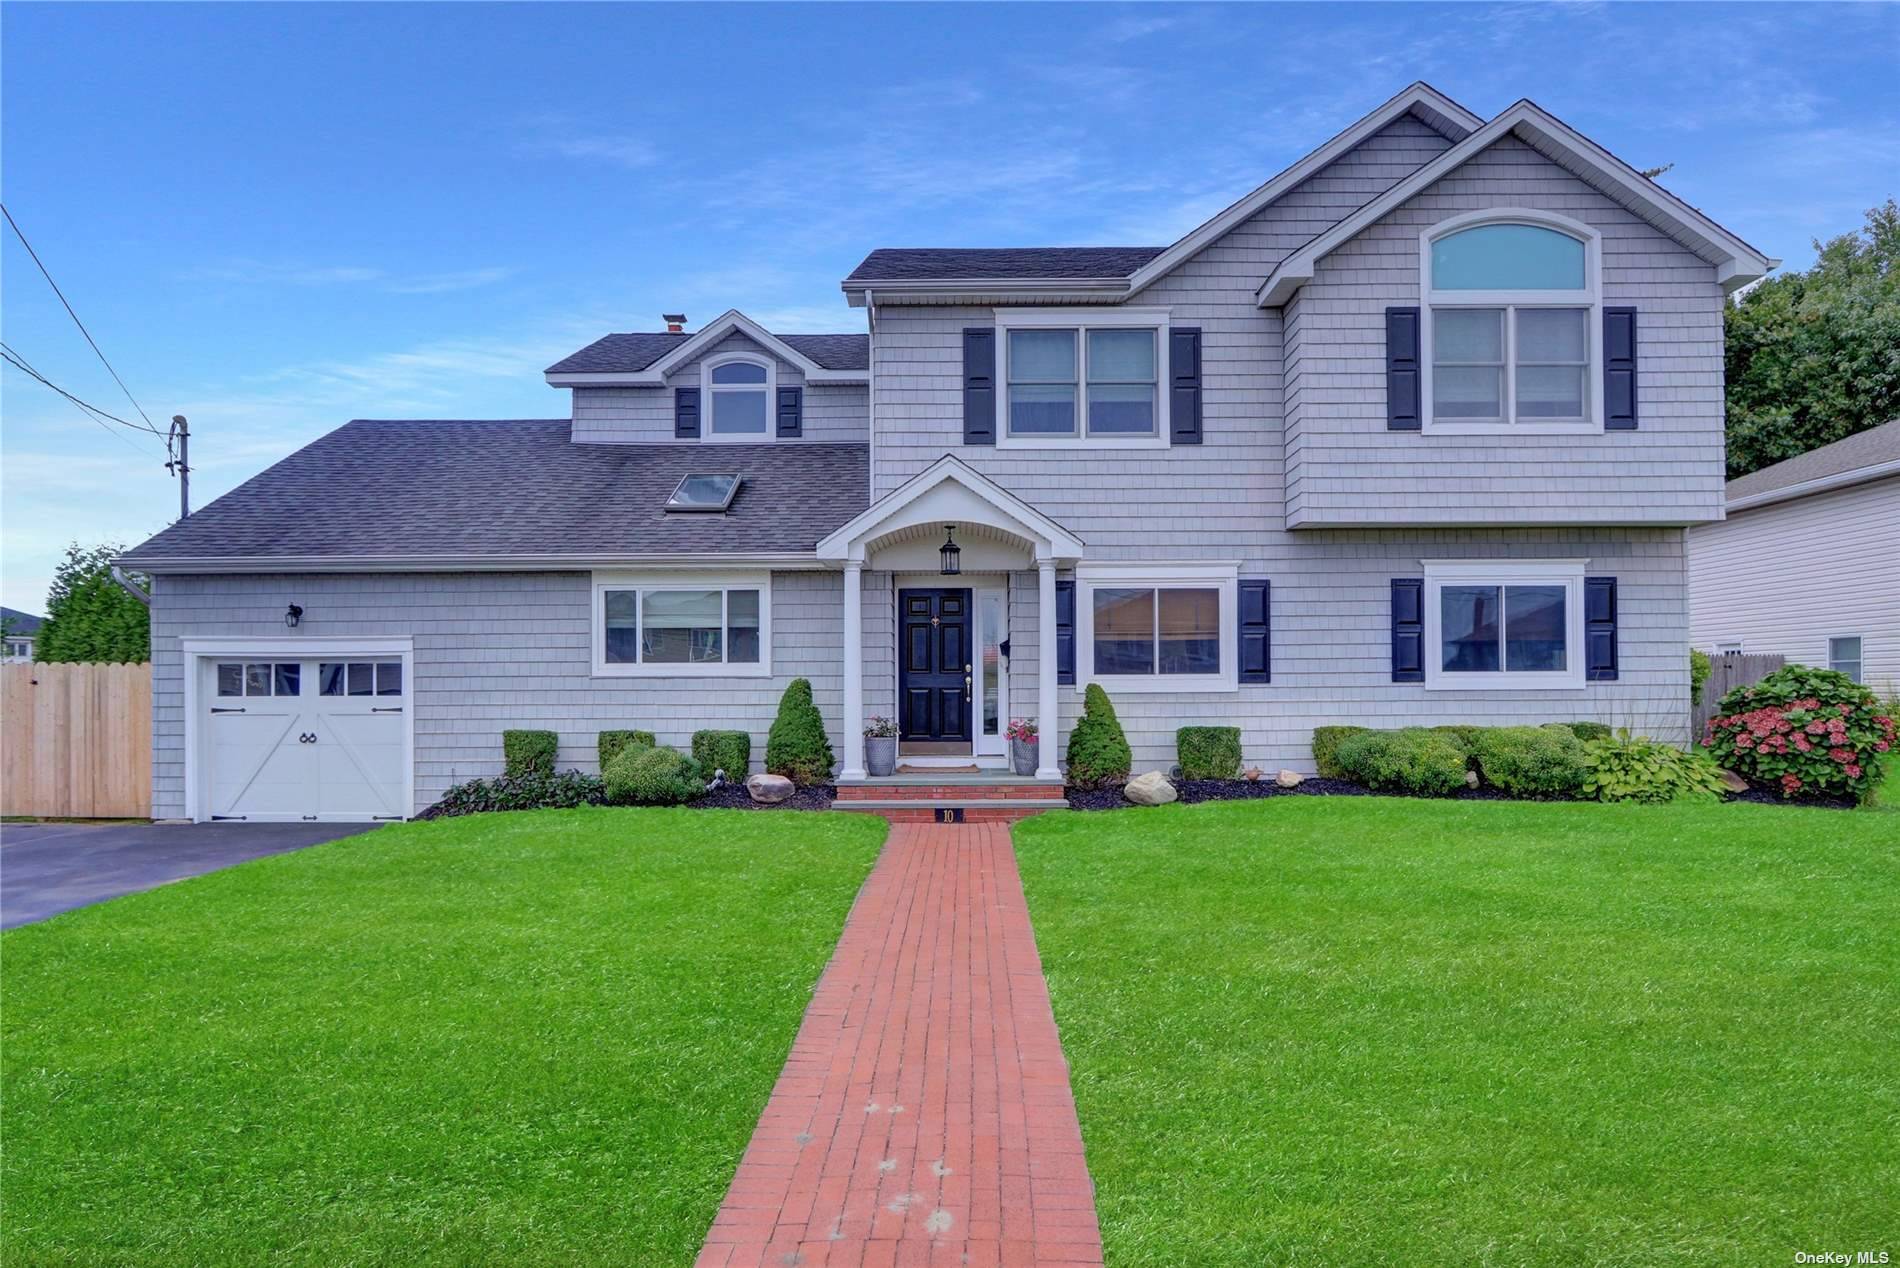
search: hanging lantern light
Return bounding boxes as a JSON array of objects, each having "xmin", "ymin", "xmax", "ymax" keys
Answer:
[{"xmin": 938, "ymin": 525, "xmax": 961, "ymax": 576}]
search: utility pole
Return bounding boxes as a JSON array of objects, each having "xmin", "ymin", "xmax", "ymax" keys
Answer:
[{"xmin": 168, "ymin": 414, "xmax": 190, "ymax": 519}]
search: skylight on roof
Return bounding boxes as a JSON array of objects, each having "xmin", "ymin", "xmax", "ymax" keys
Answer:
[{"xmin": 666, "ymin": 473, "xmax": 741, "ymax": 513}]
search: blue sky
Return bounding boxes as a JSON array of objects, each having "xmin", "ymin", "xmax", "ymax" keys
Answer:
[{"xmin": 3, "ymin": 1, "xmax": 1895, "ymax": 611}]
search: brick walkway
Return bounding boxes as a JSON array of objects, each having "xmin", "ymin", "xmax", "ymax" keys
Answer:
[{"xmin": 696, "ymin": 822, "xmax": 1103, "ymax": 1267}]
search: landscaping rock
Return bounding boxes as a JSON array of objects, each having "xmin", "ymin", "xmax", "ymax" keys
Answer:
[
  {"xmin": 1275, "ymin": 769, "xmax": 1303, "ymax": 788},
  {"xmin": 1124, "ymin": 770, "xmax": 1177, "ymax": 806},
  {"xmin": 1465, "ymin": 770, "xmax": 1481, "ymax": 789},
  {"xmin": 746, "ymin": 773, "xmax": 796, "ymax": 804},
  {"xmin": 1719, "ymin": 768, "xmax": 1750, "ymax": 793}
]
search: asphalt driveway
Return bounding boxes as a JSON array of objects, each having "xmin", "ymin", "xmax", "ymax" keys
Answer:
[{"xmin": 1, "ymin": 821, "xmax": 380, "ymax": 930}]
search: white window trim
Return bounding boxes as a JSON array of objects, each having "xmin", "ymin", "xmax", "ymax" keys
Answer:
[
  {"xmin": 1418, "ymin": 209, "xmax": 1603, "ymax": 435},
  {"xmin": 994, "ymin": 308, "xmax": 1171, "ymax": 450},
  {"xmin": 591, "ymin": 570, "xmax": 772, "ymax": 677},
  {"xmin": 1074, "ymin": 562, "xmax": 1237, "ymax": 694},
  {"xmin": 1826, "ymin": 633, "xmax": 1863, "ymax": 679},
  {"xmin": 700, "ymin": 352, "xmax": 777, "ymax": 443},
  {"xmin": 1422, "ymin": 558, "xmax": 1587, "ymax": 692}
]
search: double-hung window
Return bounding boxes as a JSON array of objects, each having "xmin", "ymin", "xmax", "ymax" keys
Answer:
[
  {"xmin": 703, "ymin": 354, "xmax": 773, "ymax": 440},
  {"xmin": 1828, "ymin": 636, "xmax": 1863, "ymax": 681},
  {"xmin": 1422, "ymin": 560, "xmax": 1585, "ymax": 690},
  {"xmin": 1421, "ymin": 212, "xmax": 1600, "ymax": 431},
  {"xmin": 1075, "ymin": 564, "xmax": 1237, "ymax": 692},
  {"xmin": 592, "ymin": 572, "xmax": 770, "ymax": 676},
  {"xmin": 998, "ymin": 311, "xmax": 1167, "ymax": 445}
]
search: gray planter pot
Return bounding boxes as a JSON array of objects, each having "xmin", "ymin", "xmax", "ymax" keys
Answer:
[
  {"xmin": 1010, "ymin": 737, "xmax": 1039, "ymax": 777},
  {"xmin": 865, "ymin": 735, "xmax": 897, "ymax": 777}
]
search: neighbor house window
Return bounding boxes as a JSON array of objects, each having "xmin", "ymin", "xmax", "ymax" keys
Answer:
[
  {"xmin": 999, "ymin": 312, "xmax": 1166, "ymax": 443},
  {"xmin": 1422, "ymin": 213, "xmax": 1599, "ymax": 430},
  {"xmin": 1422, "ymin": 560, "xmax": 1586, "ymax": 690},
  {"xmin": 1829, "ymin": 636, "xmax": 1863, "ymax": 681},
  {"xmin": 703, "ymin": 354, "xmax": 773, "ymax": 439},
  {"xmin": 592, "ymin": 573, "xmax": 771, "ymax": 676},
  {"xmin": 1074, "ymin": 564, "xmax": 1237, "ymax": 692}
]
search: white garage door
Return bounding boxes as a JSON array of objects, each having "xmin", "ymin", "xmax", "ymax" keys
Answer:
[{"xmin": 202, "ymin": 656, "xmax": 409, "ymax": 822}]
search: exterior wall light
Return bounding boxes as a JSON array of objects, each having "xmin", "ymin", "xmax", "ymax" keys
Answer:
[{"xmin": 939, "ymin": 526, "xmax": 961, "ymax": 576}]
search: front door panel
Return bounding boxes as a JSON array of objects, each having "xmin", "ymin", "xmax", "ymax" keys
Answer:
[{"xmin": 898, "ymin": 588, "xmax": 972, "ymax": 743}]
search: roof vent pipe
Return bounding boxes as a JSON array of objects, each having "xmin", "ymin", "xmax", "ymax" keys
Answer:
[{"xmin": 663, "ymin": 313, "xmax": 687, "ymax": 334}]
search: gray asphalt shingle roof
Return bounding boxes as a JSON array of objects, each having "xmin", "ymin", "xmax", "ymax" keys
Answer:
[
  {"xmin": 119, "ymin": 421, "xmax": 869, "ymax": 565},
  {"xmin": 843, "ymin": 246, "xmax": 1166, "ymax": 283},
  {"xmin": 1727, "ymin": 419, "xmax": 1900, "ymax": 503},
  {"xmin": 1, "ymin": 607, "xmax": 43, "ymax": 634},
  {"xmin": 546, "ymin": 332, "xmax": 868, "ymax": 375}
]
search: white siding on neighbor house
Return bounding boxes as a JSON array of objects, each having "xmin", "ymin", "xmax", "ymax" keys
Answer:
[
  {"xmin": 569, "ymin": 330, "xmax": 868, "ymax": 444},
  {"xmin": 1284, "ymin": 135, "xmax": 1728, "ymax": 528},
  {"xmin": 1688, "ymin": 476, "xmax": 1900, "ymax": 693},
  {"xmin": 148, "ymin": 570, "xmax": 851, "ymax": 819}
]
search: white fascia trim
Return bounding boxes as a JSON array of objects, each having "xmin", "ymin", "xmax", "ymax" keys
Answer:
[
  {"xmin": 590, "ymin": 569, "xmax": 774, "ymax": 678},
  {"xmin": 1125, "ymin": 82, "xmax": 1483, "ymax": 299},
  {"xmin": 1420, "ymin": 558, "xmax": 1587, "ymax": 692},
  {"xmin": 121, "ymin": 552, "xmax": 825, "ymax": 574},
  {"xmin": 815, "ymin": 454, "xmax": 1086, "ymax": 565},
  {"xmin": 1073, "ymin": 561, "xmax": 1241, "ymax": 694},
  {"xmin": 1725, "ymin": 460, "xmax": 1900, "ymax": 513},
  {"xmin": 181, "ymin": 635, "xmax": 415, "ymax": 656},
  {"xmin": 543, "ymin": 309, "xmax": 867, "ymax": 386},
  {"xmin": 1256, "ymin": 100, "xmax": 1773, "ymax": 307}
]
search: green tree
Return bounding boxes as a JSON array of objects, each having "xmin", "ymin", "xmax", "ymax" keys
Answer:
[
  {"xmin": 1725, "ymin": 200, "xmax": 1900, "ymax": 478},
  {"xmin": 35, "ymin": 543, "xmax": 150, "ymax": 664}
]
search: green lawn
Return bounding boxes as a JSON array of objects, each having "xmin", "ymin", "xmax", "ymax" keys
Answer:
[
  {"xmin": 2, "ymin": 808, "xmax": 886, "ymax": 1266},
  {"xmin": 1015, "ymin": 798, "xmax": 1899, "ymax": 1266}
]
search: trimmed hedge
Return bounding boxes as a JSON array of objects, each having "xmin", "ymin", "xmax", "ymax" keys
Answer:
[
  {"xmin": 1429, "ymin": 725, "xmax": 1485, "ymax": 757},
  {"xmin": 1177, "ymin": 726, "xmax": 1242, "ymax": 780},
  {"xmin": 1311, "ymin": 726, "xmax": 1369, "ymax": 779},
  {"xmin": 1334, "ymin": 728, "xmax": 1467, "ymax": 797},
  {"xmin": 1472, "ymin": 726, "xmax": 1587, "ymax": 797},
  {"xmin": 692, "ymin": 729, "xmax": 752, "ymax": 778},
  {"xmin": 766, "ymin": 678, "xmax": 834, "ymax": 785},
  {"xmin": 598, "ymin": 729, "xmax": 655, "ymax": 771},
  {"xmin": 1067, "ymin": 685, "xmax": 1132, "ymax": 788},
  {"xmin": 1562, "ymin": 721, "xmax": 1613, "ymax": 742},
  {"xmin": 604, "ymin": 745, "xmax": 704, "ymax": 806},
  {"xmin": 502, "ymin": 729, "xmax": 558, "ymax": 778},
  {"xmin": 420, "ymin": 770, "xmax": 605, "ymax": 819}
]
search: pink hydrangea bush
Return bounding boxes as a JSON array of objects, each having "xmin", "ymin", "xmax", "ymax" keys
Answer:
[{"xmin": 1703, "ymin": 665, "xmax": 1894, "ymax": 801}]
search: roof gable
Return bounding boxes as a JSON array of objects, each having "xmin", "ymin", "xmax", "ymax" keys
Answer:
[{"xmin": 546, "ymin": 310, "xmax": 868, "ymax": 384}]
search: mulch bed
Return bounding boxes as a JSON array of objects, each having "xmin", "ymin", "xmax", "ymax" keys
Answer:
[
  {"xmin": 693, "ymin": 781, "xmax": 837, "ymax": 811},
  {"xmin": 1063, "ymin": 777, "xmax": 1859, "ymax": 812}
]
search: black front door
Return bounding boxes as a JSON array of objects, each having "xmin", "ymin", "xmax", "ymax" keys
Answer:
[{"xmin": 898, "ymin": 588, "xmax": 972, "ymax": 744}]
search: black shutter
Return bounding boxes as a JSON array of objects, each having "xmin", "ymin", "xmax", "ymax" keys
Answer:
[
  {"xmin": 1391, "ymin": 578, "xmax": 1424, "ymax": 682},
  {"xmin": 776, "ymin": 386, "xmax": 803, "ymax": 438},
  {"xmin": 962, "ymin": 328, "xmax": 996, "ymax": 445},
  {"xmin": 674, "ymin": 387, "xmax": 700, "ymax": 439},
  {"xmin": 1169, "ymin": 326, "xmax": 1203, "ymax": 445},
  {"xmin": 1238, "ymin": 578, "xmax": 1270, "ymax": 684},
  {"xmin": 1386, "ymin": 307, "xmax": 1421, "ymax": 430},
  {"xmin": 1055, "ymin": 579, "xmax": 1075, "ymax": 686},
  {"xmin": 1585, "ymin": 576, "xmax": 1619, "ymax": 681},
  {"xmin": 1603, "ymin": 307, "xmax": 1638, "ymax": 430}
]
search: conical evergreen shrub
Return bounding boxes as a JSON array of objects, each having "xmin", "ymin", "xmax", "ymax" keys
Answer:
[
  {"xmin": 1066, "ymin": 683, "xmax": 1132, "ymax": 787},
  {"xmin": 765, "ymin": 677, "xmax": 835, "ymax": 784}
]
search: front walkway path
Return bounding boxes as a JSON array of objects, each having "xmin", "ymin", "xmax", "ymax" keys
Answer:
[{"xmin": 697, "ymin": 822, "xmax": 1103, "ymax": 1267}]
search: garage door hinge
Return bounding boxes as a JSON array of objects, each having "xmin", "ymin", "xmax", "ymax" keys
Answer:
[
  {"xmin": 210, "ymin": 707, "xmax": 246, "ymax": 714},
  {"xmin": 371, "ymin": 707, "xmax": 403, "ymax": 713},
  {"xmin": 373, "ymin": 815, "xmax": 404, "ymax": 821},
  {"xmin": 210, "ymin": 815, "xmax": 248, "ymax": 821},
  {"xmin": 303, "ymin": 815, "xmax": 318, "ymax": 822}
]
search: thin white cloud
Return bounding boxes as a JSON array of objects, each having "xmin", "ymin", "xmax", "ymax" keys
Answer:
[
  {"xmin": 187, "ymin": 259, "xmax": 515, "ymax": 294},
  {"xmin": 526, "ymin": 134, "xmax": 659, "ymax": 169}
]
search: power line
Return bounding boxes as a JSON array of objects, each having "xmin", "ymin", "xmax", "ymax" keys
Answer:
[
  {"xmin": 0, "ymin": 343, "xmax": 163, "ymax": 455},
  {"xmin": 1, "ymin": 202, "xmax": 162, "ymax": 436}
]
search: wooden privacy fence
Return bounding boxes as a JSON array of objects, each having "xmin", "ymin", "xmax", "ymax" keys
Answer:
[
  {"xmin": 1692, "ymin": 652, "xmax": 1787, "ymax": 738},
  {"xmin": 1, "ymin": 662, "xmax": 152, "ymax": 818}
]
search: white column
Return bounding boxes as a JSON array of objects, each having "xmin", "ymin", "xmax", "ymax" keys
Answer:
[
  {"xmin": 840, "ymin": 560, "xmax": 866, "ymax": 780},
  {"xmin": 1036, "ymin": 558, "xmax": 1061, "ymax": 781}
]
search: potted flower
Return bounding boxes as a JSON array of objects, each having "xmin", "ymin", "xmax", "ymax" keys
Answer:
[
  {"xmin": 1006, "ymin": 717, "xmax": 1039, "ymax": 776},
  {"xmin": 863, "ymin": 716, "xmax": 898, "ymax": 777}
]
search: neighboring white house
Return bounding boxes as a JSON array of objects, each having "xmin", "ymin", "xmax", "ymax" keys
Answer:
[
  {"xmin": 1689, "ymin": 419, "xmax": 1900, "ymax": 693},
  {"xmin": 1, "ymin": 607, "xmax": 42, "ymax": 663},
  {"xmin": 119, "ymin": 83, "xmax": 1775, "ymax": 822}
]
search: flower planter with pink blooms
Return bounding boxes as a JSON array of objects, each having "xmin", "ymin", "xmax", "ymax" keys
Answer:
[{"xmin": 1702, "ymin": 665, "xmax": 1894, "ymax": 803}]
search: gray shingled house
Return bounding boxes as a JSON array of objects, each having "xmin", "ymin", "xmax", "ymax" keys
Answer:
[{"xmin": 120, "ymin": 84, "xmax": 1774, "ymax": 822}]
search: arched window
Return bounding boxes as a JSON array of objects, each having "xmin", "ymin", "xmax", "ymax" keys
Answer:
[
  {"xmin": 704, "ymin": 353, "xmax": 774, "ymax": 439},
  {"xmin": 1420, "ymin": 211, "xmax": 1599, "ymax": 429}
]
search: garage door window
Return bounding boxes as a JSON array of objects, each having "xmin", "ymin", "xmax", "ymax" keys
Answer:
[
  {"xmin": 218, "ymin": 662, "xmax": 300, "ymax": 697},
  {"xmin": 320, "ymin": 661, "xmax": 403, "ymax": 696}
]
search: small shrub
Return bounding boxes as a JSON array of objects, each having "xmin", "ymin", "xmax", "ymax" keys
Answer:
[
  {"xmin": 1311, "ymin": 726, "xmax": 1369, "ymax": 779},
  {"xmin": 765, "ymin": 678, "xmax": 835, "ymax": 785},
  {"xmin": 1177, "ymin": 726, "xmax": 1242, "ymax": 780},
  {"xmin": 598, "ymin": 729, "xmax": 655, "ymax": 771},
  {"xmin": 502, "ymin": 729, "xmax": 558, "ymax": 778},
  {"xmin": 1689, "ymin": 649, "xmax": 1713, "ymax": 705},
  {"xmin": 420, "ymin": 770, "xmax": 605, "ymax": 819},
  {"xmin": 1581, "ymin": 731, "xmax": 1728, "ymax": 804},
  {"xmin": 1335, "ymin": 728, "xmax": 1468, "ymax": 797},
  {"xmin": 1429, "ymin": 725, "xmax": 1485, "ymax": 766},
  {"xmin": 1066, "ymin": 685, "xmax": 1133, "ymax": 788},
  {"xmin": 604, "ymin": 745, "xmax": 705, "ymax": 806},
  {"xmin": 692, "ymin": 729, "xmax": 752, "ymax": 777},
  {"xmin": 1562, "ymin": 721, "xmax": 1613, "ymax": 742},
  {"xmin": 1471, "ymin": 726, "xmax": 1587, "ymax": 797},
  {"xmin": 1703, "ymin": 664, "xmax": 1894, "ymax": 801}
]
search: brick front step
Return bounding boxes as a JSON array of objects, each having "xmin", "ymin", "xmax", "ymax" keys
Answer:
[
  {"xmin": 835, "ymin": 798, "xmax": 1068, "ymax": 824},
  {"xmin": 834, "ymin": 779, "xmax": 1066, "ymax": 802}
]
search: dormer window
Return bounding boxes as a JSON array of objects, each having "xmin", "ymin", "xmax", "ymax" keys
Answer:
[
  {"xmin": 704, "ymin": 353, "xmax": 774, "ymax": 440},
  {"xmin": 1420, "ymin": 211, "xmax": 1600, "ymax": 432}
]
